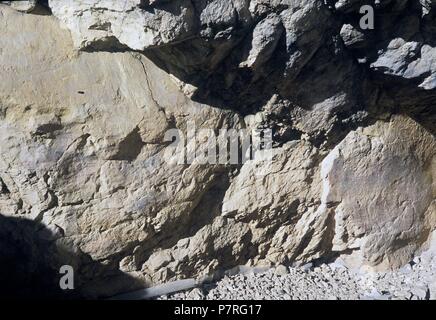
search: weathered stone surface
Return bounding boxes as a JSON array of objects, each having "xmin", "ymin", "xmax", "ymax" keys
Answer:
[
  {"xmin": 3, "ymin": 0, "xmax": 37, "ymax": 12},
  {"xmin": 0, "ymin": 1, "xmax": 435, "ymax": 299},
  {"xmin": 0, "ymin": 5, "xmax": 241, "ymax": 297},
  {"xmin": 40, "ymin": 0, "xmax": 436, "ymax": 133},
  {"xmin": 320, "ymin": 115, "xmax": 436, "ymax": 270}
]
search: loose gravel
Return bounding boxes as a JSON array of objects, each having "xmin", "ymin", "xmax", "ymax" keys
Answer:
[{"xmin": 157, "ymin": 251, "xmax": 436, "ymax": 300}]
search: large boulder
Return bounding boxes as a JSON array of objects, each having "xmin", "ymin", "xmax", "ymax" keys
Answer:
[{"xmin": 319, "ymin": 115, "xmax": 436, "ymax": 270}]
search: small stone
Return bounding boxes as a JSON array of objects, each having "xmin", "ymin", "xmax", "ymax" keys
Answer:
[
  {"xmin": 144, "ymin": 251, "xmax": 173, "ymax": 271},
  {"xmin": 427, "ymin": 282, "xmax": 436, "ymax": 299},
  {"xmin": 301, "ymin": 263, "xmax": 313, "ymax": 272},
  {"xmin": 186, "ymin": 288, "xmax": 205, "ymax": 300},
  {"xmin": 274, "ymin": 265, "xmax": 290, "ymax": 276},
  {"xmin": 9, "ymin": 0, "xmax": 37, "ymax": 12},
  {"xmin": 400, "ymin": 264, "xmax": 413, "ymax": 273},
  {"xmin": 411, "ymin": 286, "xmax": 429, "ymax": 300}
]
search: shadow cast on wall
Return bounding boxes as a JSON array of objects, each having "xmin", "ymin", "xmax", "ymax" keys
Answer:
[
  {"xmin": 0, "ymin": 214, "xmax": 141, "ymax": 299},
  {"xmin": 0, "ymin": 214, "xmax": 70, "ymax": 299}
]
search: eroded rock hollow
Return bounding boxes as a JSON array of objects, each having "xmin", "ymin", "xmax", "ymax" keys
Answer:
[{"xmin": 0, "ymin": 0, "xmax": 435, "ymax": 298}]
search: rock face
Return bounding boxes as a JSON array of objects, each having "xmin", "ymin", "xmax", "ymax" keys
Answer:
[
  {"xmin": 0, "ymin": 1, "xmax": 435, "ymax": 298},
  {"xmin": 46, "ymin": 0, "xmax": 436, "ymax": 130},
  {"xmin": 2, "ymin": 1, "xmax": 37, "ymax": 12},
  {"xmin": 322, "ymin": 115, "xmax": 435, "ymax": 270}
]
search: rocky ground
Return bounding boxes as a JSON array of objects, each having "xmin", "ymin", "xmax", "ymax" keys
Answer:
[{"xmin": 158, "ymin": 253, "xmax": 436, "ymax": 300}]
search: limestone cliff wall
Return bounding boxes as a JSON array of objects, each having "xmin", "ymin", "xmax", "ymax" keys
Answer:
[{"xmin": 0, "ymin": 0, "xmax": 434, "ymax": 298}]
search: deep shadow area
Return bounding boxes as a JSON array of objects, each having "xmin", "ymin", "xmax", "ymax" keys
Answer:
[
  {"xmin": 370, "ymin": 70, "xmax": 436, "ymax": 137},
  {"xmin": 31, "ymin": 1, "xmax": 52, "ymax": 16},
  {"xmin": 0, "ymin": 214, "xmax": 71, "ymax": 299},
  {"xmin": 0, "ymin": 214, "xmax": 143, "ymax": 299}
]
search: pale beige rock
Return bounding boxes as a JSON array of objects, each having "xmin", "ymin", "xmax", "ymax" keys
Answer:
[
  {"xmin": 320, "ymin": 115, "xmax": 436, "ymax": 270},
  {"xmin": 47, "ymin": 0, "xmax": 250, "ymax": 51},
  {"xmin": 0, "ymin": 3, "xmax": 435, "ymax": 299},
  {"xmin": 0, "ymin": 5, "xmax": 241, "ymax": 296},
  {"xmin": 222, "ymin": 140, "xmax": 324, "ymax": 264}
]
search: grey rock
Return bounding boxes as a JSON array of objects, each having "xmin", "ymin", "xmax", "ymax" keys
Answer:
[{"xmin": 274, "ymin": 265, "xmax": 289, "ymax": 276}]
